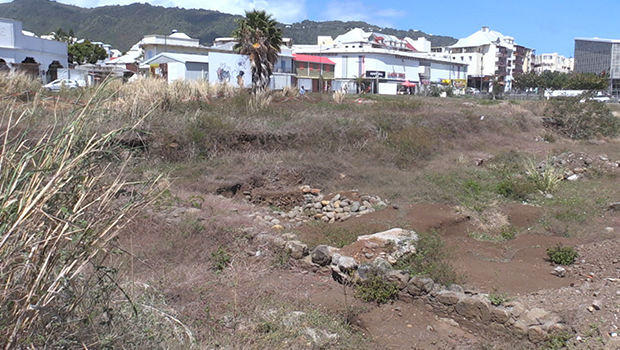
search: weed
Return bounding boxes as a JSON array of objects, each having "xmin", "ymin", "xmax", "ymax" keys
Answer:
[
  {"xmin": 488, "ymin": 291, "xmax": 512, "ymax": 306},
  {"xmin": 354, "ymin": 273, "xmax": 399, "ymax": 304},
  {"xmin": 546, "ymin": 243, "xmax": 578, "ymax": 265},
  {"xmin": 394, "ymin": 231, "xmax": 462, "ymax": 286},
  {"xmin": 543, "ymin": 331, "xmax": 573, "ymax": 350},
  {"xmin": 524, "ymin": 157, "xmax": 564, "ymax": 193},
  {"xmin": 211, "ymin": 247, "xmax": 232, "ymax": 272},
  {"xmin": 271, "ymin": 249, "xmax": 291, "ymax": 268}
]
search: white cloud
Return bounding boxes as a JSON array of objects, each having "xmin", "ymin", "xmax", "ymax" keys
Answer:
[{"xmin": 321, "ymin": 1, "xmax": 406, "ymax": 28}]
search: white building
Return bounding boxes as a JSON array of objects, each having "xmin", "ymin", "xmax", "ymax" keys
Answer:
[
  {"xmin": 0, "ymin": 17, "xmax": 68, "ymax": 82},
  {"xmin": 139, "ymin": 52, "xmax": 210, "ymax": 83},
  {"xmin": 535, "ymin": 53, "xmax": 573, "ymax": 74},
  {"xmin": 433, "ymin": 26, "xmax": 534, "ymax": 92},
  {"xmin": 141, "ymin": 31, "xmax": 211, "ymax": 61},
  {"xmin": 293, "ymin": 28, "xmax": 468, "ymax": 94}
]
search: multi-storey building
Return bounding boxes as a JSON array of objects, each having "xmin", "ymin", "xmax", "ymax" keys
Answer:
[
  {"xmin": 534, "ymin": 53, "xmax": 573, "ymax": 74},
  {"xmin": 293, "ymin": 28, "xmax": 468, "ymax": 94},
  {"xmin": 573, "ymin": 37, "xmax": 620, "ymax": 96},
  {"xmin": 432, "ymin": 27, "xmax": 534, "ymax": 92}
]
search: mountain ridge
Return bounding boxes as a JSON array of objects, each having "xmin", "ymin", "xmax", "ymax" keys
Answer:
[{"xmin": 0, "ymin": 0, "xmax": 458, "ymax": 52}]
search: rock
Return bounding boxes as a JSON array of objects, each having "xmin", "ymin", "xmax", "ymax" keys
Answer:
[
  {"xmin": 490, "ymin": 308, "xmax": 510, "ymax": 324},
  {"xmin": 407, "ymin": 276, "xmax": 434, "ymax": 297},
  {"xmin": 592, "ymin": 300, "xmax": 602, "ymax": 310},
  {"xmin": 357, "ymin": 263, "xmax": 372, "ymax": 279},
  {"xmin": 567, "ymin": 174, "xmax": 579, "ymax": 181},
  {"xmin": 285, "ymin": 240, "xmax": 308, "ymax": 259},
  {"xmin": 350, "ymin": 202, "xmax": 360, "ymax": 212},
  {"xmin": 312, "ymin": 245, "xmax": 334, "ymax": 266},
  {"xmin": 255, "ymin": 233, "xmax": 286, "ymax": 248},
  {"xmin": 384, "ymin": 270, "xmax": 410, "ymax": 290},
  {"xmin": 454, "ymin": 297, "xmax": 491, "ymax": 322},
  {"xmin": 357, "ymin": 228, "xmax": 418, "ymax": 258},
  {"xmin": 282, "ymin": 311, "xmax": 306, "ymax": 327},
  {"xmin": 512, "ymin": 320, "xmax": 528, "ymax": 335},
  {"xmin": 608, "ymin": 202, "xmax": 620, "ymax": 211},
  {"xmin": 336, "ymin": 255, "xmax": 358, "ymax": 272},
  {"xmin": 435, "ymin": 291, "xmax": 460, "ymax": 306},
  {"xmin": 524, "ymin": 308, "xmax": 550, "ymax": 325},
  {"xmin": 552, "ymin": 266, "xmax": 566, "ymax": 277},
  {"xmin": 271, "ymin": 224, "xmax": 284, "ymax": 231},
  {"xmin": 528, "ymin": 326, "xmax": 546, "ymax": 344},
  {"xmin": 303, "ymin": 328, "xmax": 338, "ymax": 347}
]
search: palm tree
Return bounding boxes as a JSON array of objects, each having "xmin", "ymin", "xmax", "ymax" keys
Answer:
[{"xmin": 232, "ymin": 10, "xmax": 283, "ymax": 94}]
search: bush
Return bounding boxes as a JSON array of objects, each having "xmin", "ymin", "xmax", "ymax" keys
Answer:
[
  {"xmin": 354, "ymin": 273, "xmax": 399, "ymax": 304},
  {"xmin": 544, "ymin": 97, "xmax": 620, "ymax": 139},
  {"xmin": 546, "ymin": 243, "xmax": 578, "ymax": 265},
  {"xmin": 394, "ymin": 231, "xmax": 462, "ymax": 286},
  {"xmin": 488, "ymin": 292, "xmax": 512, "ymax": 306}
]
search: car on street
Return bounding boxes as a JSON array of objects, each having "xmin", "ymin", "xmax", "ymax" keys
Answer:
[{"xmin": 43, "ymin": 79, "xmax": 80, "ymax": 92}]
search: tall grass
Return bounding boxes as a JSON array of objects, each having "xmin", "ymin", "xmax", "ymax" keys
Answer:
[{"xmin": 0, "ymin": 81, "xmax": 162, "ymax": 349}]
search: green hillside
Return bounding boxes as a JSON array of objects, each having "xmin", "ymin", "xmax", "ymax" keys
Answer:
[{"xmin": 0, "ymin": 0, "xmax": 457, "ymax": 52}]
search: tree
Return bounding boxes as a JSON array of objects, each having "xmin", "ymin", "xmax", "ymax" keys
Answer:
[
  {"xmin": 232, "ymin": 10, "xmax": 282, "ymax": 93},
  {"xmin": 51, "ymin": 28, "xmax": 76, "ymax": 44},
  {"xmin": 68, "ymin": 40, "xmax": 107, "ymax": 65}
]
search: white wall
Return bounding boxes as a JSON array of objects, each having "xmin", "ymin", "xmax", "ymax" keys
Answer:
[
  {"xmin": 208, "ymin": 52, "xmax": 251, "ymax": 88},
  {"xmin": 0, "ymin": 18, "xmax": 68, "ymax": 78},
  {"xmin": 167, "ymin": 62, "xmax": 184, "ymax": 82}
]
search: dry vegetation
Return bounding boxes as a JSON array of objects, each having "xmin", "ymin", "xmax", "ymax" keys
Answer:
[{"xmin": 2, "ymin": 73, "xmax": 620, "ymax": 349}]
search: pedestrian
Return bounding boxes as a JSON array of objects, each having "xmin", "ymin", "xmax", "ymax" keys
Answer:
[{"xmin": 299, "ymin": 85, "xmax": 305, "ymax": 97}]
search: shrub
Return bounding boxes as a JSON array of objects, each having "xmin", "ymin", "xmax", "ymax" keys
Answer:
[
  {"xmin": 394, "ymin": 231, "xmax": 462, "ymax": 286},
  {"xmin": 524, "ymin": 157, "xmax": 564, "ymax": 193},
  {"xmin": 546, "ymin": 243, "xmax": 578, "ymax": 265},
  {"xmin": 488, "ymin": 292, "xmax": 512, "ymax": 306},
  {"xmin": 211, "ymin": 246, "xmax": 232, "ymax": 272},
  {"xmin": 354, "ymin": 273, "xmax": 399, "ymax": 304},
  {"xmin": 544, "ymin": 97, "xmax": 620, "ymax": 139}
]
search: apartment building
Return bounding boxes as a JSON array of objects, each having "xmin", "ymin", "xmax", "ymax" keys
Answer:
[
  {"xmin": 294, "ymin": 28, "xmax": 468, "ymax": 94},
  {"xmin": 573, "ymin": 37, "xmax": 620, "ymax": 96},
  {"xmin": 534, "ymin": 53, "xmax": 573, "ymax": 74},
  {"xmin": 432, "ymin": 26, "xmax": 534, "ymax": 92}
]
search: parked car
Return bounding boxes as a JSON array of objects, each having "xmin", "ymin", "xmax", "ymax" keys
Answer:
[
  {"xmin": 43, "ymin": 79, "xmax": 80, "ymax": 92},
  {"xmin": 466, "ymin": 87, "xmax": 480, "ymax": 95}
]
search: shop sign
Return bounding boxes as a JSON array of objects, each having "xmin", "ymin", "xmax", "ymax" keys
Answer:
[
  {"xmin": 365, "ymin": 70, "xmax": 385, "ymax": 78},
  {"xmin": 387, "ymin": 72, "xmax": 406, "ymax": 79}
]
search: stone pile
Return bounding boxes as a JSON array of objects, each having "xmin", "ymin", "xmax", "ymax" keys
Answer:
[
  {"xmin": 544, "ymin": 151, "xmax": 620, "ymax": 181},
  {"xmin": 254, "ymin": 185, "xmax": 389, "ymax": 229}
]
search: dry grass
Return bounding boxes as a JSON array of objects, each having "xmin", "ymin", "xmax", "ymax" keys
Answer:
[{"xmin": 0, "ymin": 78, "xmax": 164, "ymax": 349}]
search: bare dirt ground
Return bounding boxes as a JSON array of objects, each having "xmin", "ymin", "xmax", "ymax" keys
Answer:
[{"xmin": 117, "ymin": 102, "xmax": 620, "ymax": 349}]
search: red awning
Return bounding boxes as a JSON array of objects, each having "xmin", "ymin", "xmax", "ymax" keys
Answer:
[
  {"xmin": 401, "ymin": 80, "xmax": 416, "ymax": 87},
  {"xmin": 293, "ymin": 54, "xmax": 335, "ymax": 65}
]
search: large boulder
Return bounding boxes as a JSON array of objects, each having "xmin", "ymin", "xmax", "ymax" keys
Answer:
[
  {"xmin": 285, "ymin": 240, "xmax": 308, "ymax": 259},
  {"xmin": 454, "ymin": 296, "xmax": 491, "ymax": 322},
  {"xmin": 357, "ymin": 228, "xmax": 418, "ymax": 261},
  {"xmin": 406, "ymin": 276, "xmax": 434, "ymax": 297},
  {"xmin": 312, "ymin": 245, "xmax": 335, "ymax": 266}
]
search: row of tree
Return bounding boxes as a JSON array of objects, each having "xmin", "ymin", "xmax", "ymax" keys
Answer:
[{"xmin": 513, "ymin": 71, "xmax": 608, "ymax": 91}]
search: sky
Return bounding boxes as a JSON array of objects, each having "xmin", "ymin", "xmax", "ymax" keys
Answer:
[{"xmin": 4, "ymin": 0, "xmax": 620, "ymax": 57}]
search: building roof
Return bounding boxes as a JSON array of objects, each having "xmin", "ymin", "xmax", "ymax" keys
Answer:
[
  {"xmin": 575, "ymin": 37, "xmax": 620, "ymax": 44},
  {"xmin": 140, "ymin": 52, "xmax": 209, "ymax": 67},
  {"xmin": 451, "ymin": 27, "xmax": 514, "ymax": 49},
  {"xmin": 293, "ymin": 54, "xmax": 335, "ymax": 65}
]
